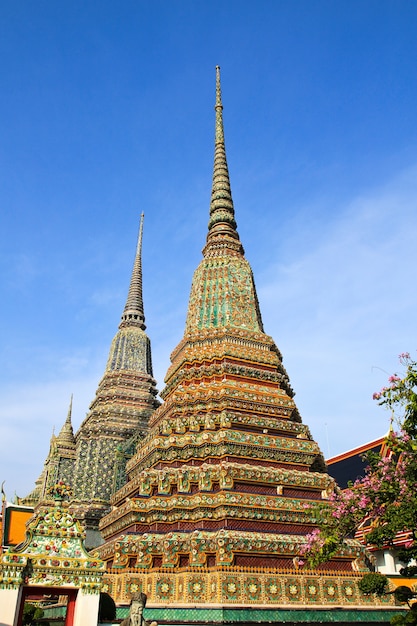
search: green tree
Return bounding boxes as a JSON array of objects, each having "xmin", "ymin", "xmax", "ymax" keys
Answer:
[
  {"xmin": 301, "ymin": 353, "xmax": 417, "ymax": 621},
  {"xmin": 22, "ymin": 602, "xmax": 44, "ymax": 625}
]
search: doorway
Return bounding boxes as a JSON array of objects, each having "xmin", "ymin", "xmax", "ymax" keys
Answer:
[{"xmin": 15, "ymin": 586, "xmax": 77, "ymax": 626}]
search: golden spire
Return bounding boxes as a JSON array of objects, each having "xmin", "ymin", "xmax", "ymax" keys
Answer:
[
  {"xmin": 121, "ymin": 212, "xmax": 146, "ymax": 329},
  {"xmin": 184, "ymin": 67, "xmax": 263, "ymax": 333},
  {"xmin": 205, "ymin": 66, "xmax": 243, "ymax": 255}
]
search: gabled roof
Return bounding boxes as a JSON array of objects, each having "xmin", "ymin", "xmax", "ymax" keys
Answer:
[{"xmin": 326, "ymin": 436, "xmax": 386, "ymax": 489}]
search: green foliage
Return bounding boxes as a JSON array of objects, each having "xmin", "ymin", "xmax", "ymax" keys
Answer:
[
  {"xmin": 390, "ymin": 588, "xmax": 417, "ymax": 626},
  {"xmin": 302, "ymin": 353, "xmax": 417, "ymax": 566},
  {"xmin": 400, "ymin": 566, "xmax": 417, "ymax": 578},
  {"xmin": 358, "ymin": 572, "xmax": 389, "ymax": 596},
  {"xmin": 391, "ymin": 608, "xmax": 417, "ymax": 626},
  {"xmin": 377, "ymin": 354, "xmax": 417, "ymax": 441},
  {"xmin": 394, "ymin": 586, "xmax": 417, "ymax": 605},
  {"xmin": 301, "ymin": 353, "xmax": 417, "ymax": 626},
  {"xmin": 22, "ymin": 603, "xmax": 44, "ymax": 625}
]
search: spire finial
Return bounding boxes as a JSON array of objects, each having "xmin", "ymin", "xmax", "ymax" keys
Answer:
[
  {"xmin": 66, "ymin": 393, "xmax": 73, "ymax": 424},
  {"xmin": 215, "ymin": 66, "xmax": 224, "ymax": 143},
  {"xmin": 205, "ymin": 66, "xmax": 243, "ymax": 255},
  {"xmin": 56, "ymin": 395, "xmax": 75, "ymax": 444},
  {"xmin": 120, "ymin": 213, "xmax": 146, "ymax": 329}
]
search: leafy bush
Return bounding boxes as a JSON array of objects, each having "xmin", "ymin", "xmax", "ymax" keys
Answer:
[
  {"xmin": 358, "ymin": 572, "xmax": 389, "ymax": 596},
  {"xmin": 394, "ymin": 586, "xmax": 416, "ymax": 605},
  {"xmin": 23, "ymin": 603, "xmax": 44, "ymax": 625},
  {"xmin": 400, "ymin": 566, "xmax": 417, "ymax": 578}
]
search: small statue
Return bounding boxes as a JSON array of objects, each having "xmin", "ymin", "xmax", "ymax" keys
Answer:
[{"xmin": 120, "ymin": 593, "xmax": 157, "ymax": 626}]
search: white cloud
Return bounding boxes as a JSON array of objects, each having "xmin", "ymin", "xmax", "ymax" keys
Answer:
[
  {"xmin": 0, "ymin": 371, "xmax": 102, "ymax": 500},
  {"xmin": 258, "ymin": 164, "xmax": 417, "ymax": 457}
]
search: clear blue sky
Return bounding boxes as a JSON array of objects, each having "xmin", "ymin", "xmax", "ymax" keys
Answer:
[{"xmin": 1, "ymin": 1, "xmax": 417, "ymax": 498}]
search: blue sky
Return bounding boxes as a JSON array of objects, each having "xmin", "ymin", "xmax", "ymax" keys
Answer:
[{"xmin": 1, "ymin": 1, "xmax": 417, "ymax": 499}]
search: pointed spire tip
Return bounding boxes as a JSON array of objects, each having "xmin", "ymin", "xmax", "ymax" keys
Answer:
[
  {"xmin": 120, "ymin": 212, "xmax": 146, "ymax": 329},
  {"xmin": 204, "ymin": 64, "xmax": 242, "ymax": 254},
  {"xmin": 215, "ymin": 66, "xmax": 223, "ymax": 111}
]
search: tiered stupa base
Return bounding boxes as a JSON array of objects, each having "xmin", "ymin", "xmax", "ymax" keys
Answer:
[{"xmin": 103, "ymin": 567, "xmax": 399, "ymax": 625}]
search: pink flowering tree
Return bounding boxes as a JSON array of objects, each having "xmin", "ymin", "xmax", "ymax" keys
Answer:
[{"xmin": 301, "ymin": 353, "xmax": 417, "ymax": 572}]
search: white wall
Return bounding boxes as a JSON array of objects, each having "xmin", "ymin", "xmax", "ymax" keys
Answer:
[
  {"xmin": 72, "ymin": 590, "xmax": 100, "ymax": 626},
  {"xmin": 0, "ymin": 587, "xmax": 22, "ymax": 626}
]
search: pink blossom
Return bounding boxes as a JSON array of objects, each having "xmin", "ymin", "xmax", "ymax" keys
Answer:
[
  {"xmin": 359, "ymin": 495, "xmax": 370, "ymax": 508},
  {"xmin": 388, "ymin": 375, "xmax": 401, "ymax": 383}
]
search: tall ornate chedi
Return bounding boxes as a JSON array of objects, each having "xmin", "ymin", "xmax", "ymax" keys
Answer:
[
  {"xmin": 23, "ymin": 215, "xmax": 159, "ymax": 545},
  {"xmin": 97, "ymin": 69, "xmax": 392, "ymax": 622},
  {"xmin": 71, "ymin": 213, "xmax": 159, "ymax": 537}
]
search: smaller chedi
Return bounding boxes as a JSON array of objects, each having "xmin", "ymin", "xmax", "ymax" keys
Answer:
[
  {"xmin": 22, "ymin": 398, "xmax": 77, "ymax": 508},
  {"xmin": 22, "ymin": 213, "xmax": 159, "ymax": 547}
]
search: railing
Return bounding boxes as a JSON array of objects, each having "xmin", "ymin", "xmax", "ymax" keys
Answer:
[{"xmin": 106, "ymin": 564, "xmax": 363, "ymax": 577}]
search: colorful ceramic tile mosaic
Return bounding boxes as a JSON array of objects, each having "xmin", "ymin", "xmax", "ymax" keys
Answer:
[
  {"xmin": 22, "ymin": 214, "xmax": 160, "ymax": 532},
  {"xmin": 0, "ymin": 491, "xmax": 104, "ymax": 593}
]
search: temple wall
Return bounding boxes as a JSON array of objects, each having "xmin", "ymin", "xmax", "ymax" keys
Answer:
[
  {"xmin": 0, "ymin": 587, "xmax": 22, "ymax": 626},
  {"xmin": 72, "ymin": 589, "xmax": 100, "ymax": 626}
]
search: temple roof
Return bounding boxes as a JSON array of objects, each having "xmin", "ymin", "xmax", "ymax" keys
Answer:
[{"xmin": 326, "ymin": 435, "xmax": 388, "ymax": 489}]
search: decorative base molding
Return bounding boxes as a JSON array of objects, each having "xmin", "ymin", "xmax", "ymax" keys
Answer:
[{"xmin": 102, "ymin": 569, "xmax": 395, "ymax": 608}]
